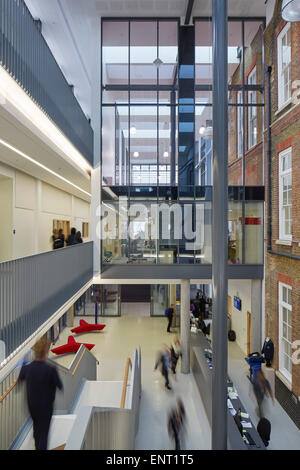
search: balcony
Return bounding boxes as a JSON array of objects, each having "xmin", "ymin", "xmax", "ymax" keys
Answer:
[
  {"xmin": 0, "ymin": 0, "xmax": 93, "ymax": 165},
  {"xmin": 0, "ymin": 242, "xmax": 93, "ymax": 364}
]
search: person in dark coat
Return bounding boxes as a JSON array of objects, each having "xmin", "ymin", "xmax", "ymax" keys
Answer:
[
  {"xmin": 261, "ymin": 338, "xmax": 274, "ymax": 367},
  {"xmin": 66, "ymin": 227, "xmax": 77, "ymax": 246},
  {"xmin": 18, "ymin": 336, "xmax": 63, "ymax": 450},
  {"xmin": 168, "ymin": 398, "xmax": 186, "ymax": 450},
  {"xmin": 166, "ymin": 304, "xmax": 174, "ymax": 333},
  {"xmin": 199, "ymin": 295, "xmax": 206, "ymax": 318},
  {"xmin": 75, "ymin": 231, "xmax": 83, "ymax": 244}
]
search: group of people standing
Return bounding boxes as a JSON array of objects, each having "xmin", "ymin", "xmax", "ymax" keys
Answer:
[{"xmin": 52, "ymin": 227, "xmax": 83, "ymax": 250}]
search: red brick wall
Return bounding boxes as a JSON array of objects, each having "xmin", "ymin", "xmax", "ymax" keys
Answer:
[{"xmin": 264, "ymin": 0, "xmax": 300, "ymax": 397}]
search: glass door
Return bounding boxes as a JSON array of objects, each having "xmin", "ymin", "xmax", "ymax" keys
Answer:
[{"xmin": 151, "ymin": 284, "xmax": 169, "ymax": 316}]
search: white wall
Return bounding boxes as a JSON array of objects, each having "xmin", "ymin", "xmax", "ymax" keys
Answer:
[
  {"xmin": 228, "ymin": 279, "xmax": 262, "ymax": 355},
  {"xmin": 0, "ymin": 162, "xmax": 91, "ymax": 260},
  {"xmin": 228, "ymin": 280, "xmax": 252, "ymax": 354}
]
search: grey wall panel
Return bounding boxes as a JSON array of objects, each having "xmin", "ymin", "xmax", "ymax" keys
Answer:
[{"xmin": 101, "ymin": 264, "xmax": 264, "ymax": 280}]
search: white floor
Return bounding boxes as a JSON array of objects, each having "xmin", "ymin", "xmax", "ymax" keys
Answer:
[
  {"xmin": 50, "ymin": 314, "xmax": 211, "ymax": 450},
  {"xmin": 47, "ymin": 311, "xmax": 300, "ymax": 450}
]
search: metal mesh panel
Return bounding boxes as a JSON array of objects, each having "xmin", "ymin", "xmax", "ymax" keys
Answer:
[{"xmin": 0, "ymin": 243, "xmax": 93, "ymax": 359}]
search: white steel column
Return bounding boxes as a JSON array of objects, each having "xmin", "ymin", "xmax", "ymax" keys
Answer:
[{"xmin": 90, "ymin": 18, "xmax": 101, "ymax": 275}]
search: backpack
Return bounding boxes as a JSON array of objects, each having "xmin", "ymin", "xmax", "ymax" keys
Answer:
[
  {"xmin": 165, "ymin": 308, "xmax": 169, "ymax": 317},
  {"xmin": 228, "ymin": 330, "xmax": 236, "ymax": 342}
]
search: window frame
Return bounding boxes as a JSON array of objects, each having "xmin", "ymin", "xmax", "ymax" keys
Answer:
[
  {"xmin": 278, "ymin": 282, "xmax": 293, "ymax": 383},
  {"xmin": 278, "ymin": 147, "xmax": 292, "ymax": 241},
  {"xmin": 277, "ymin": 22, "xmax": 292, "ymax": 110},
  {"xmin": 248, "ymin": 66, "xmax": 257, "ymax": 150},
  {"xmin": 237, "ymin": 91, "xmax": 243, "ymax": 158}
]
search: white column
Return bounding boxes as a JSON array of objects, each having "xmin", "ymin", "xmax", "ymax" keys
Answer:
[
  {"xmin": 90, "ymin": 18, "xmax": 101, "ymax": 275},
  {"xmin": 180, "ymin": 279, "xmax": 190, "ymax": 374}
]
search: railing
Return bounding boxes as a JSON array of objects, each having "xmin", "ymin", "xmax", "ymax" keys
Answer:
[
  {"xmin": 0, "ymin": 0, "xmax": 93, "ymax": 164},
  {"xmin": 65, "ymin": 346, "xmax": 142, "ymax": 450},
  {"xmin": 0, "ymin": 344, "xmax": 97, "ymax": 450},
  {"xmin": 0, "ymin": 242, "xmax": 93, "ymax": 361},
  {"xmin": 120, "ymin": 357, "xmax": 132, "ymax": 409}
]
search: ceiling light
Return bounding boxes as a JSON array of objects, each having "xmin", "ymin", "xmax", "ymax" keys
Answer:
[
  {"xmin": 0, "ymin": 65, "xmax": 92, "ymax": 175},
  {"xmin": 199, "ymin": 126, "xmax": 205, "ymax": 135},
  {"xmin": 0, "ymin": 138, "xmax": 91, "ymax": 198},
  {"xmin": 130, "ymin": 126, "xmax": 137, "ymax": 135},
  {"xmin": 163, "ymin": 151, "xmax": 169, "ymax": 158},
  {"xmin": 133, "ymin": 151, "xmax": 139, "ymax": 158},
  {"xmin": 282, "ymin": 0, "xmax": 300, "ymax": 21}
]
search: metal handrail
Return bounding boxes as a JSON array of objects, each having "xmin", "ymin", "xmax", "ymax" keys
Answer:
[
  {"xmin": 0, "ymin": 379, "xmax": 18, "ymax": 404},
  {"xmin": 120, "ymin": 357, "xmax": 132, "ymax": 409}
]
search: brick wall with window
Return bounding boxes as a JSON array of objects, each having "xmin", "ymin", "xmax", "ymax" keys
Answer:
[
  {"xmin": 264, "ymin": 0, "xmax": 300, "ymax": 425},
  {"xmin": 228, "ymin": 25, "xmax": 264, "ymax": 186}
]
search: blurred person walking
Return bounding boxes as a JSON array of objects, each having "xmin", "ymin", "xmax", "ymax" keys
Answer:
[
  {"xmin": 154, "ymin": 345, "xmax": 172, "ymax": 390},
  {"xmin": 18, "ymin": 336, "xmax": 63, "ymax": 450},
  {"xmin": 253, "ymin": 369, "xmax": 274, "ymax": 419},
  {"xmin": 170, "ymin": 336, "xmax": 182, "ymax": 375},
  {"xmin": 168, "ymin": 398, "xmax": 186, "ymax": 450}
]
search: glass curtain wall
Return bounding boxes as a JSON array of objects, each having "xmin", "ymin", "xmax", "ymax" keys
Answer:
[
  {"xmin": 102, "ymin": 19, "xmax": 178, "ymax": 187},
  {"xmin": 101, "ymin": 17, "xmax": 264, "ymax": 266}
]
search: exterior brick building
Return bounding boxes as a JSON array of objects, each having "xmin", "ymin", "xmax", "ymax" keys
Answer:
[{"xmin": 264, "ymin": 0, "xmax": 300, "ymax": 427}]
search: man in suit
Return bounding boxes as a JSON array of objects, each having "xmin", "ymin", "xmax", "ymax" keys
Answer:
[
  {"xmin": 18, "ymin": 336, "xmax": 63, "ymax": 450},
  {"xmin": 166, "ymin": 304, "xmax": 174, "ymax": 333}
]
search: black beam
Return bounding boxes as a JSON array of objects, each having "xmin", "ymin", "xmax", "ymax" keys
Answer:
[{"xmin": 184, "ymin": 0, "xmax": 195, "ymax": 25}]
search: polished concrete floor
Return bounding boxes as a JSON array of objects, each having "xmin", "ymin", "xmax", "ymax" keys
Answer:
[
  {"xmin": 49, "ymin": 306, "xmax": 300, "ymax": 450},
  {"xmin": 50, "ymin": 311, "xmax": 211, "ymax": 450}
]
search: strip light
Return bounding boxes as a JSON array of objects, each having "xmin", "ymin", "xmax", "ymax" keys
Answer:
[
  {"xmin": 0, "ymin": 138, "xmax": 91, "ymax": 198},
  {"xmin": 0, "ymin": 65, "xmax": 92, "ymax": 175}
]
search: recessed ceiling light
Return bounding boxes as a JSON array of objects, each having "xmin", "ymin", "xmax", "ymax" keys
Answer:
[
  {"xmin": 133, "ymin": 151, "xmax": 139, "ymax": 157},
  {"xmin": 199, "ymin": 126, "xmax": 205, "ymax": 135},
  {"xmin": 0, "ymin": 138, "xmax": 91, "ymax": 198},
  {"xmin": 130, "ymin": 126, "xmax": 137, "ymax": 135},
  {"xmin": 163, "ymin": 151, "xmax": 169, "ymax": 158}
]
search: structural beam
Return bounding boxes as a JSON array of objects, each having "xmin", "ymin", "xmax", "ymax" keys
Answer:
[
  {"xmin": 212, "ymin": 0, "xmax": 228, "ymax": 450},
  {"xmin": 184, "ymin": 0, "xmax": 195, "ymax": 25}
]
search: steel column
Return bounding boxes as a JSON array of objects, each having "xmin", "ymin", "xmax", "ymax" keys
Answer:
[
  {"xmin": 180, "ymin": 279, "xmax": 190, "ymax": 374},
  {"xmin": 212, "ymin": 0, "xmax": 228, "ymax": 450}
]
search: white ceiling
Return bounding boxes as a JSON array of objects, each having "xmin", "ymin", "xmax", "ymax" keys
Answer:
[{"xmin": 0, "ymin": 103, "xmax": 91, "ymax": 202}]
